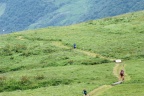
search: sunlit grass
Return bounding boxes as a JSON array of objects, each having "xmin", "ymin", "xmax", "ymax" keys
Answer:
[{"xmin": 0, "ymin": 11, "xmax": 144, "ymax": 96}]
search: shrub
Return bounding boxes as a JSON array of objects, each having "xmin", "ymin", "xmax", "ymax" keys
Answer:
[
  {"xmin": 2, "ymin": 79, "xmax": 21, "ymax": 91},
  {"xmin": 20, "ymin": 50, "xmax": 32, "ymax": 57},
  {"xmin": 0, "ymin": 76, "xmax": 7, "ymax": 87},
  {"xmin": 0, "ymin": 76, "xmax": 7, "ymax": 81},
  {"xmin": 67, "ymin": 60, "xmax": 74, "ymax": 65},
  {"xmin": 1, "ymin": 44, "xmax": 13, "ymax": 56},
  {"xmin": 34, "ymin": 74, "xmax": 45, "ymax": 80},
  {"xmin": 10, "ymin": 66, "xmax": 25, "ymax": 71},
  {"xmin": 81, "ymin": 58, "xmax": 111, "ymax": 65},
  {"xmin": 20, "ymin": 76, "xmax": 31, "ymax": 85},
  {"xmin": 0, "ymin": 67, "xmax": 10, "ymax": 73},
  {"xmin": 0, "ymin": 44, "xmax": 27, "ymax": 56}
]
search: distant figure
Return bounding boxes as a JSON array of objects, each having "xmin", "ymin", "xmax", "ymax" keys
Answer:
[
  {"xmin": 73, "ymin": 43, "xmax": 76, "ymax": 49},
  {"xmin": 120, "ymin": 70, "xmax": 124, "ymax": 81},
  {"xmin": 83, "ymin": 89, "xmax": 89, "ymax": 96}
]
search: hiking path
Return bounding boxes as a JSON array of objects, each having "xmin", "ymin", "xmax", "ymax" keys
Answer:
[{"xmin": 52, "ymin": 41, "xmax": 130, "ymax": 96}]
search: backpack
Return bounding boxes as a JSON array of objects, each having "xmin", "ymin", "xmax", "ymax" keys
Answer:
[{"xmin": 120, "ymin": 70, "xmax": 124, "ymax": 75}]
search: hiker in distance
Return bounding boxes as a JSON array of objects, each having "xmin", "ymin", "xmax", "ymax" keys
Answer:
[
  {"xmin": 73, "ymin": 43, "xmax": 76, "ymax": 49},
  {"xmin": 120, "ymin": 69, "xmax": 124, "ymax": 81},
  {"xmin": 83, "ymin": 89, "xmax": 89, "ymax": 96}
]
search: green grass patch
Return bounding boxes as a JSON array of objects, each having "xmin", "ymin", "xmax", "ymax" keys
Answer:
[
  {"xmin": 0, "ymin": 11, "xmax": 144, "ymax": 95},
  {"xmin": 99, "ymin": 59, "xmax": 144, "ymax": 96}
]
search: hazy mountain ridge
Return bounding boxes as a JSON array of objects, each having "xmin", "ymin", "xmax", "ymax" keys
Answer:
[{"xmin": 0, "ymin": 0, "xmax": 144, "ymax": 34}]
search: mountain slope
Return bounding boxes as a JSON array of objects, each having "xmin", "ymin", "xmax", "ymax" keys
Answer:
[
  {"xmin": 0, "ymin": 11, "xmax": 144, "ymax": 96},
  {"xmin": 0, "ymin": 0, "xmax": 144, "ymax": 34}
]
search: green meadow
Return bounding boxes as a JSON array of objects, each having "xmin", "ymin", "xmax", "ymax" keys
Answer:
[{"xmin": 0, "ymin": 11, "xmax": 144, "ymax": 96}]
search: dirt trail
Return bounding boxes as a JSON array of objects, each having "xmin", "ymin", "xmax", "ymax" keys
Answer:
[
  {"xmin": 16, "ymin": 36, "xmax": 25, "ymax": 40},
  {"xmin": 89, "ymin": 85, "xmax": 112, "ymax": 96},
  {"xmin": 113, "ymin": 63, "xmax": 121, "ymax": 80},
  {"xmin": 52, "ymin": 41, "xmax": 70, "ymax": 49},
  {"xmin": 89, "ymin": 62, "xmax": 131, "ymax": 96},
  {"xmin": 113, "ymin": 63, "xmax": 131, "ymax": 81},
  {"xmin": 75, "ymin": 49, "xmax": 114, "ymax": 61},
  {"xmin": 88, "ymin": 63, "xmax": 123, "ymax": 96},
  {"xmin": 52, "ymin": 41, "xmax": 114, "ymax": 61},
  {"xmin": 52, "ymin": 41, "xmax": 130, "ymax": 96}
]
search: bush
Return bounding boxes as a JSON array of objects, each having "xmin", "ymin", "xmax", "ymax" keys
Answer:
[
  {"xmin": 0, "ymin": 76, "xmax": 7, "ymax": 81},
  {"xmin": 10, "ymin": 66, "xmax": 25, "ymax": 71},
  {"xmin": 20, "ymin": 50, "xmax": 32, "ymax": 57},
  {"xmin": 0, "ymin": 67, "xmax": 10, "ymax": 73},
  {"xmin": 0, "ymin": 76, "xmax": 7, "ymax": 87},
  {"xmin": 81, "ymin": 58, "xmax": 111, "ymax": 65},
  {"xmin": 0, "ymin": 44, "xmax": 27, "ymax": 56},
  {"xmin": 20, "ymin": 76, "xmax": 31, "ymax": 85},
  {"xmin": 34, "ymin": 75, "xmax": 45, "ymax": 80},
  {"xmin": 2, "ymin": 79, "xmax": 21, "ymax": 91}
]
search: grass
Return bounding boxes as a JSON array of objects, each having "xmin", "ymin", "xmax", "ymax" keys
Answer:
[
  {"xmin": 0, "ymin": 64, "xmax": 115, "ymax": 95},
  {"xmin": 99, "ymin": 59, "xmax": 144, "ymax": 96},
  {"xmin": 0, "ymin": 10, "xmax": 144, "ymax": 96}
]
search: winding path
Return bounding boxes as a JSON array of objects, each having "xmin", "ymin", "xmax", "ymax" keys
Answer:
[
  {"xmin": 89, "ymin": 85, "xmax": 112, "ymax": 96},
  {"xmin": 52, "ymin": 41, "xmax": 130, "ymax": 96},
  {"xmin": 52, "ymin": 41, "xmax": 114, "ymax": 61},
  {"xmin": 88, "ymin": 62, "xmax": 131, "ymax": 96},
  {"xmin": 88, "ymin": 63, "xmax": 120, "ymax": 96}
]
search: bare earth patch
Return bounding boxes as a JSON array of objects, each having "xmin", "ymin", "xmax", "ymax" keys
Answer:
[
  {"xmin": 16, "ymin": 36, "xmax": 25, "ymax": 40},
  {"xmin": 89, "ymin": 85, "xmax": 112, "ymax": 96}
]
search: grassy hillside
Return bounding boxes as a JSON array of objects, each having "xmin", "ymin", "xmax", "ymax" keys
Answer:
[
  {"xmin": 1, "ymin": 0, "xmax": 144, "ymax": 33},
  {"xmin": 0, "ymin": 11, "xmax": 144, "ymax": 96},
  {"xmin": 99, "ymin": 59, "xmax": 144, "ymax": 96}
]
